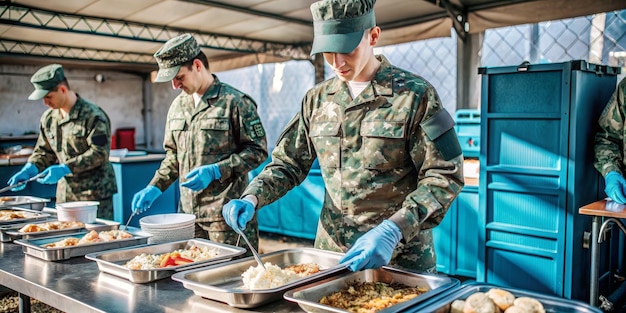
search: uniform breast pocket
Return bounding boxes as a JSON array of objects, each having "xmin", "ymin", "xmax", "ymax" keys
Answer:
[
  {"xmin": 66, "ymin": 124, "xmax": 89, "ymax": 155},
  {"xmin": 169, "ymin": 119, "xmax": 187, "ymax": 149},
  {"xmin": 360, "ymin": 120, "xmax": 406, "ymax": 169},
  {"xmin": 199, "ymin": 118, "xmax": 230, "ymax": 155},
  {"xmin": 310, "ymin": 121, "xmax": 341, "ymax": 169}
]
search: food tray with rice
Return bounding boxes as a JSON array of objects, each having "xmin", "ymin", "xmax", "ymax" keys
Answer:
[
  {"xmin": 14, "ymin": 229, "xmax": 151, "ymax": 261},
  {"xmin": 85, "ymin": 238, "xmax": 247, "ymax": 283},
  {"xmin": 171, "ymin": 247, "xmax": 349, "ymax": 308},
  {"xmin": 283, "ymin": 266, "xmax": 459, "ymax": 313},
  {"xmin": 0, "ymin": 196, "xmax": 50, "ymax": 211},
  {"xmin": 0, "ymin": 207, "xmax": 50, "ymax": 225},
  {"xmin": 405, "ymin": 282, "xmax": 602, "ymax": 313}
]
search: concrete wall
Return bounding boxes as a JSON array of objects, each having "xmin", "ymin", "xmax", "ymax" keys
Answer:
[{"xmin": 0, "ymin": 64, "xmax": 177, "ymax": 151}]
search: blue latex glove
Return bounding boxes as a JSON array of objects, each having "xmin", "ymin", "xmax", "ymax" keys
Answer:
[
  {"xmin": 131, "ymin": 186, "xmax": 162, "ymax": 213},
  {"xmin": 180, "ymin": 164, "xmax": 222, "ymax": 192},
  {"xmin": 6, "ymin": 162, "xmax": 39, "ymax": 191},
  {"xmin": 222, "ymin": 199, "xmax": 255, "ymax": 231},
  {"xmin": 605, "ymin": 171, "xmax": 626, "ymax": 204},
  {"xmin": 339, "ymin": 220, "xmax": 403, "ymax": 272},
  {"xmin": 37, "ymin": 164, "xmax": 71, "ymax": 184}
]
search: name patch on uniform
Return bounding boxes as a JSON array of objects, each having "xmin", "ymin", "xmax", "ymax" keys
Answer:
[{"xmin": 249, "ymin": 118, "xmax": 265, "ymax": 139}]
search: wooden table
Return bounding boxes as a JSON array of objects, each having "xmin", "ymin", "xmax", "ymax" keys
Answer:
[{"xmin": 579, "ymin": 199, "xmax": 626, "ymax": 307}]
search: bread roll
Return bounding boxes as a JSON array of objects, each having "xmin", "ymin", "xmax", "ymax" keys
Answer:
[
  {"xmin": 450, "ymin": 299, "xmax": 465, "ymax": 313},
  {"xmin": 512, "ymin": 297, "xmax": 545, "ymax": 313},
  {"xmin": 486, "ymin": 288, "xmax": 515, "ymax": 310},
  {"xmin": 463, "ymin": 292, "xmax": 500, "ymax": 313},
  {"xmin": 503, "ymin": 306, "xmax": 526, "ymax": 313}
]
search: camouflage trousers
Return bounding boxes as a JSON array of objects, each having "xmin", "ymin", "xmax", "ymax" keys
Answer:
[
  {"xmin": 314, "ymin": 220, "xmax": 437, "ymax": 273},
  {"xmin": 194, "ymin": 220, "xmax": 259, "ymax": 258}
]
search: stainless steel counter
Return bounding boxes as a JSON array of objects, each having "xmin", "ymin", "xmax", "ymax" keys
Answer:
[{"xmin": 0, "ymin": 239, "xmax": 305, "ymax": 313}]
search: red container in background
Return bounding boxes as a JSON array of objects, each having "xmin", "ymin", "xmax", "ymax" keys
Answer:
[
  {"xmin": 110, "ymin": 134, "xmax": 117, "ymax": 149},
  {"xmin": 115, "ymin": 128, "xmax": 135, "ymax": 151}
]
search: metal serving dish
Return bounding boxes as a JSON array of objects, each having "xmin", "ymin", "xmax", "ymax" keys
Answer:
[
  {"xmin": 0, "ymin": 207, "xmax": 50, "ymax": 225},
  {"xmin": 4, "ymin": 220, "xmax": 86, "ymax": 241},
  {"xmin": 0, "ymin": 216, "xmax": 57, "ymax": 242},
  {"xmin": 0, "ymin": 196, "xmax": 50, "ymax": 211},
  {"xmin": 171, "ymin": 247, "xmax": 348, "ymax": 308},
  {"xmin": 84, "ymin": 218, "xmax": 120, "ymax": 232},
  {"xmin": 14, "ymin": 230, "xmax": 151, "ymax": 261},
  {"xmin": 85, "ymin": 238, "xmax": 247, "ymax": 283},
  {"xmin": 408, "ymin": 282, "xmax": 602, "ymax": 313},
  {"xmin": 283, "ymin": 266, "xmax": 459, "ymax": 313}
]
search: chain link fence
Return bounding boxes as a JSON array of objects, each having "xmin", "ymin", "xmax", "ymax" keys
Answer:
[{"xmin": 217, "ymin": 10, "xmax": 626, "ymax": 149}]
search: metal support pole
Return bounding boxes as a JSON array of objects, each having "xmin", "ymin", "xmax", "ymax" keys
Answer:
[
  {"xmin": 18, "ymin": 292, "xmax": 31, "ymax": 313},
  {"xmin": 590, "ymin": 216, "xmax": 601, "ymax": 307}
]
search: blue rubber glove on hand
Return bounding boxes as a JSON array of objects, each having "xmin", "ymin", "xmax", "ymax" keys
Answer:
[
  {"xmin": 180, "ymin": 164, "xmax": 222, "ymax": 192},
  {"xmin": 605, "ymin": 171, "xmax": 626, "ymax": 204},
  {"xmin": 37, "ymin": 164, "xmax": 71, "ymax": 184},
  {"xmin": 6, "ymin": 162, "xmax": 39, "ymax": 191},
  {"xmin": 222, "ymin": 199, "xmax": 255, "ymax": 231},
  {"xmin": 131, "ymin": 186, "xmax": 162, "ymax": 213},
  {"xmin": 339, "ymin": 220, "xmax": 403, "ymax": 272}
]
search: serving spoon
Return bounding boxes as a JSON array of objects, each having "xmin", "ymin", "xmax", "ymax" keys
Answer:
[{"xmin": 235, "ymin": 227, "xmax": 266, "ymax": 270}]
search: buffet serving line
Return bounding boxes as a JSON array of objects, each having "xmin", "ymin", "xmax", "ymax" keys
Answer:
[{"xmin": 0, "ymin": 198, "xmax": 606, "ymax": 313}]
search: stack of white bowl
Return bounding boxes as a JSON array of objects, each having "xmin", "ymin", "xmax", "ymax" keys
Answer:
[{"xmin": 139, "ymin": 213, "xmax": 195, "ymax": 244}]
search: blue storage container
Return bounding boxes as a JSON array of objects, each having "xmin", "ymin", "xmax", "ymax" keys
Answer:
[
  {"xmin": 454, "ymin": 109, "xmax": 481, "ymax": 158},
  {"xmin": 478, "ymin": 60, "xmax": 619, "ymax": 301}
]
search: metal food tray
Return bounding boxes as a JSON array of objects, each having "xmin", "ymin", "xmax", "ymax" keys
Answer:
[
  {"xmin": 283, "ymin": 267, "xmax": 459, "ymax": 313},
  {"xmin": 0, "ymin": 196, "xmax": 50, "ymax": 211},
  {"xmin": 0, "ymin": 216, "xmax": 58, "ymax": 242},
  {"xmin": 0, "ymin": 207, "xmax": 50, "ymax": 225},
  {"xmin": 171, "ymin": 247, "xmax": 349, "ymax": 308},
  {"xmin": 85, "ymin": 238, "xmax": 247, "ymax": 283},
  {"xmin": 84, "ymin": 219, "xmax": 120, "ymax": 232},
  {"xmin": 4, "ymin": 221, "xmax": 86, "ymax": 241},
  {"xmin": 14, "ymin": 230, "xmax": 151, "ymax": 261},
  {"xmin": 408, "ymin": 282, "xmax": 602, "ymax": 313}
]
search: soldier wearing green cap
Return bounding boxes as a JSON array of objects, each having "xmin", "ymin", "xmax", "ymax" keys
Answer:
[
  {"xmin": 7, "ymin": 64, "xmax": 117, "ymax": 219},
  {"xmin": 132, "ymin": 33, "xmax": 268, "ymax": 254},
  {"xmin": 223, "ymin": 0, "xmax": 464, "ymax": 273}
]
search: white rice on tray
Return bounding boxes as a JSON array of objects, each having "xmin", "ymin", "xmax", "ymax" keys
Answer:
[{"xmin": 241, "ymin": 262, "xmax": 308, "ymax": 290}]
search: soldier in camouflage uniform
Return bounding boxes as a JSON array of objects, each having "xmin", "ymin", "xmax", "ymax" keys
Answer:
[
  {"xmin": 7, "ymin": 64, "xmax": 117, "ymax": 220},
  {"xmin": 223, "ymin": 0, "xmax": 464, "ymax": 273},
  {"xmin": 595, "ymin": 77, "xmax": 626, "ymax": 204},
  {"xmin": 132, "ymin": 34, "xmax": 268, "ymax": 253}
]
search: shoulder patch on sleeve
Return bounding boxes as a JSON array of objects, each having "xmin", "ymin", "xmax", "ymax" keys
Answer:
[{"xmin": 248, "ymin": 118, "xmax": 265, "ymax": 139}]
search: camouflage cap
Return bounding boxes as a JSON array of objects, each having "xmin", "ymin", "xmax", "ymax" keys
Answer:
[
  {"xmin": 310, "ymin": 0, "xmax": 376, "ymax": 55},
  {"xmin": 28, "ymin": 64, "xmax": 65, "ymax": 100},
  {"xmin": 153, "ymin": 33, "xmax": 201, "ymax": 82}
]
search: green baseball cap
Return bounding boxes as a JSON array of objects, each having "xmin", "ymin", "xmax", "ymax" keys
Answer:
[
  {"xmin": 28, "ymin": 64, "xmax": 65, "ymax": 100},
  {"xmin": 310, "ymin": 0, "xmax": 376, "ymax": 55},
  {"xmin": 153, "ymin": 33, "xmax": 201, "ymax": 82}
]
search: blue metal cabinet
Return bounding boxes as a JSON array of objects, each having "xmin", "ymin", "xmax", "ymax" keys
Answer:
[
  {"xmin": 433, "ymin": 185, "xmax": 479, "ymax": 278},
  {"xmin": 111, "ymin": 155, "xmax": 179, "ymax": 227},
  {"xmin": 478, "ymin": 60, "xmax": 619, "ymax": 301}
]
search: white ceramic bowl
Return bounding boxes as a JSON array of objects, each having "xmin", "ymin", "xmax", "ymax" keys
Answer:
[
  {"xmin": 139, "ymin": 213, "xmax": 195, "ymax": 229},
  {"xmin": 56, "ymin": 201, "xmax": 99, "ymax": 223}
]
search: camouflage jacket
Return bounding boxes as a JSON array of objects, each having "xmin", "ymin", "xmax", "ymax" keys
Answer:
[
  {"xmin": 595, "ymin": 77, "xmax": 626, "ymax": 176},
  {"xmin": 28, "ymin": 96, "xmax": 117, "ymax": 202},
  {"xmin": 150, "ymin": 75, "xmax": 268, "ymax": 223},
  {"xmin": 244, "ymin": 55, "xmax": 464, "ymax": 249}
]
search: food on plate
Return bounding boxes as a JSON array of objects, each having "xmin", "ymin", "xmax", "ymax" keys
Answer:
[
  {"xmin": 319, "ymin": 281, "xmax": 427, "ymax": 313},
  {"xmin": 0, "ymin": 197, "xmax": 15, "ymax": 202},
  {"xmin": 241, "ymin": 262, "xmax": 321, "ymax": 290},
  {"xmin": 43, "ymin": 230, "xmax": 133, "ymax": 248},
  {"xmin": 450, "ymin": 288, "xmax": 545, "ymax": 313},
  {"xmin": 18, "ymin": 221, "xmax": 84, "ymax": 233},
  {"xmin": 124, "ymin": 245, "xmax": 221, "ymax": 270},
  {"xmin": 0, "ymin": 210, "xmax": 38, "ymax": 221}
]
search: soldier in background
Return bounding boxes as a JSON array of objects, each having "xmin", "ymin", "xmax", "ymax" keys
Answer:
[
  {"xmin": 595, "ymin": 77, "xmax": 626, "ymax": 203},
  {"xmin": 222, "ymin": 0, "xmax": 464, "ymax": 273},
  {"xmin": 132, "ymin": 34, "xmax": 268, "ymax": 252},
  {"xmin": 6, "ymin": 64, "xmax": 117, "ymax": 219}
]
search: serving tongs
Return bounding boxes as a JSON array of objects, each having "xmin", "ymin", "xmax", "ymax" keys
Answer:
[
  {"xmin": 0, "ymin": 173, "xmax": 45, "ymax": 194},
  {"xmin": 122, "ymin": 210, "xmax": 138, "ymax": 230},
  {"xmin": 235, "ymin": 227, "xmax": 266, "ymax": 270}
]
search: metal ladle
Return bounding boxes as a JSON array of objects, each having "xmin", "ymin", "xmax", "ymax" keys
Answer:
[{"xmin": 235, "ymin": 227, "xmax": 266, "ymax": 270}]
